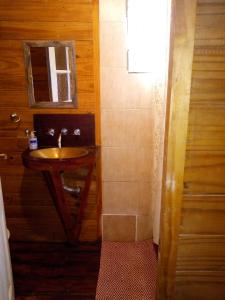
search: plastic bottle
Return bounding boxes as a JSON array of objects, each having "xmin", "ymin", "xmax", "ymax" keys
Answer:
[{"xmin": 29, "ymin": 131, "xmax": 38, "ymax": 150}]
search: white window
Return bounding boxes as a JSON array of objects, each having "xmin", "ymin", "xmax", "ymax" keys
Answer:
[{"xmin": 48, "ymin": 47, "xmax": 72, "ymax": 102}]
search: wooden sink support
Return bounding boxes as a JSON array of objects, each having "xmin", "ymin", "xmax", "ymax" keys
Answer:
[{"xmin": 22, "ymin": 147, "xmax": 99, "ymax": 244}]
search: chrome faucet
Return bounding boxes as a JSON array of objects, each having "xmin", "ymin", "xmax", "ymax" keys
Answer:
[
  {"xmin": 58, "ymin": 128, "xmax": 68, "ymax": 148},
  {"xmin": 58, "ymin": 133, "xmax": 62, "ymax": 148}
]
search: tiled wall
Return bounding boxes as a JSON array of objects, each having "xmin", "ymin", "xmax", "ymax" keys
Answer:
[{"xmin": 100, "ymin": 0, "xmax": 169, "ymax": 242}]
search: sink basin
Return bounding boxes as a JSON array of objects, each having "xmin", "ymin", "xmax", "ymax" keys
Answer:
[
  {"xmin": 30, "ymin": 147, "xmax": 89, "ymax": 160},
  {"xmin": 22, "ymin": 146, "xmax": 96, "ymax": 172},
  {"xmin": 22, "ymin": 146, "xmax": 97, "ymax": 172}
]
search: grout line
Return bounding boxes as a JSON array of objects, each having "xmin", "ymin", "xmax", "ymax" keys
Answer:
[
  {"xmin": 135, "ymin": 215, "xmax": 137, "ymax": 241},
  {"xmin": 101, "ymin": 214, "xmax": 104, "ymax": 240},
  {"xmin": 102, "ymin": 213, "xmax": 137, "ymax": 216}
]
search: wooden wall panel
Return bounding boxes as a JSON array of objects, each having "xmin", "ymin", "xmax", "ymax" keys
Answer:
[
  {"xmin": 0, "ymin": 39, "xmax": 94, "ymax": 109},
  {"xmin": 0, "ymin": 2, "xmax": 93, "ymax": 22},
  {"xmin": 0, "ymin": 92, "xmax": 96, "ymax": 109},
  {"xmin": 0, "ymin": 1, "xmax": 100, "ymax": 242},
  {"xmin": 0, "ymin": 22, "xmax": 93, "ymax": 40}
]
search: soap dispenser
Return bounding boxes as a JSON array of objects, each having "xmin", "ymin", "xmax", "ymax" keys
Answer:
[{"xmin": 29, "ymin": 131, "xmax": 38, "ymax": 150}]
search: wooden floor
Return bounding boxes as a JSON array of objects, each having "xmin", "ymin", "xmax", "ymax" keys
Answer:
[{"xmin": 9, "ymin": 241, "xmax": 101, "ymax": 300}]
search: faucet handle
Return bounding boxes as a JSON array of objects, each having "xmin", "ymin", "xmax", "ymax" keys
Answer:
[
  {"xmin": 73, "ymin": 128, "xmax": 81, "ymax": 136},
  {"xmin": 61, "ymin": 128, "xmax": 68, "ymax": 135},
  {"xmin": 47, "ymin": 128, "xmax": 55, "ymax": 136}
]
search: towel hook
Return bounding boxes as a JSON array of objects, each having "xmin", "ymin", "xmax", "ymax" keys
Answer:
[{"xmin": 10, "ymin": 113, "xmax": 21, "ymax": 123}]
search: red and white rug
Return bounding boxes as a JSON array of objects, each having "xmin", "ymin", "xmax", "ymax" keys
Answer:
[{"xmin": 96, "ymin": 240, "xmax": 157, "ymax": 300}]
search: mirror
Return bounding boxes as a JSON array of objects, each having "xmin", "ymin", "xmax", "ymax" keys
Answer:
[{"xmin": 24, "ymin": 41, "xmax": 77, "ymax": 108}]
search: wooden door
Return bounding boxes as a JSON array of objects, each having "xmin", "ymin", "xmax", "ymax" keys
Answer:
[
  {"xmin": 175, "ymin": 0, "xmax": 225, "ymax": 298},
  {"xmin": 159, "ymin": 0, "xmax": 225, "ymax": 299}
]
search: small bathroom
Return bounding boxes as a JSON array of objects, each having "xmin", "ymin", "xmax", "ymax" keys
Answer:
[{"xmin": 1, "ymin": 0, "xmax": 225, "ymax": 299}]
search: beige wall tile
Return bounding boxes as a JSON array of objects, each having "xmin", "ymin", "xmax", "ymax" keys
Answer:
[
  {"xmin": 100, "ymin": 67, "xmax": 137, "ymax": 109},
  {"xmin": 101, "ymin": 109, "xmax": 153, "ymax": 148},
  {"xmin": 102, "ymin": 146, "xmax": 153, "ymax": 181},
  {"xmin": 102, "ymin": 181, "xmax": 153, "ymax": 218},
  {"xmin": 101, "ymin": 110, "xmax": 136, "ymax": 147},
  {"xmin": 129, "ymin": 73, "xmax": 158, "ymax": 109},
  {"xmin": 137, "ymin": 182, "xmax": 152, "ymax": 215},
  {"xmin": 102, "ymin": 181, "xmax": 138, "ymax": 214},
  {"xmin": 100, "ymin": 21, "xmax": 127, "ymax": 68},
  {"xmin": 99, "ymin": 0, "xmax": 126, "ymax": 22},
  {"xmin": 100, "ymin": 67, "xmax": 156, "ymax": 109},
  {"xmin": 136, "ymin": 215, "xmax": 153, "ymax": 241},
  {"xmin": 138, "ymin": 109, "xmax": 154, "ymax": 147},
  {"xmin": 102, "ymin": 215, "xmax": 136, "ymax": 241},
  {"xmin": 137, "ymin": 146, "xmax": 153, "ymax": 180},
  {"xmin": 102, "ymin": 147, "xmax": 138, "ymax": 181}
]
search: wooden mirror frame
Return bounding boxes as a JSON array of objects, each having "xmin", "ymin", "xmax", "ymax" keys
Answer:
[{"xmin": 23, "ymin": 40, "xmax": 77, "ymax": 108}]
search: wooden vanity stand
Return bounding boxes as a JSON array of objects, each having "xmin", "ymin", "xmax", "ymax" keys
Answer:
[{"xmin": 22, "ymin": 147, "xmax": 99, "ymax": 244}]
